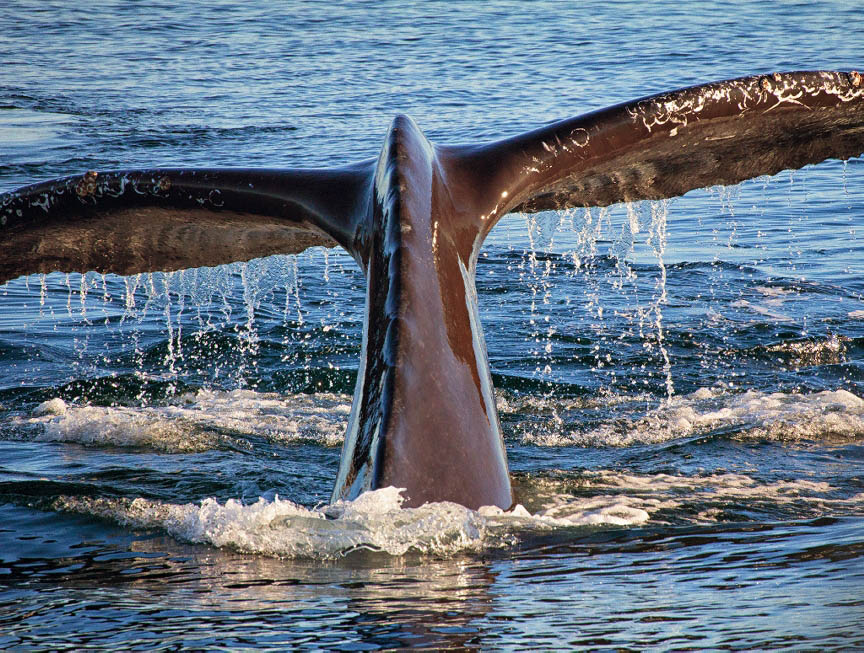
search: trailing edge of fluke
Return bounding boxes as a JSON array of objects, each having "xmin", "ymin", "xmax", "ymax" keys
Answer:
[{"xmin": 2, "ymin": 71, "xmax": 863, "ymax": 509}]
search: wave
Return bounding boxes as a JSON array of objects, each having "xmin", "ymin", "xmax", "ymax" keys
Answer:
[
  {"xmin": 14, "ymin": 389, "xmax": 350, "ymax": 452},
  {"xmin": 50, "ymin": 470, "xmax": 864, "ymax": 559},
  {"xmin": 737, "ymin": 333, "xmax": 854, "ymax": 366},
  {"xmin": 515, "ymin": 387, "xmax": 864, "ymax": 447},
  {"xmin": 51, "ymin": 486, "xmax": 653, "ymax": 559},
  {"xmin": 12, "ymin": 385, "xmax": 864, "ymax": 453}
]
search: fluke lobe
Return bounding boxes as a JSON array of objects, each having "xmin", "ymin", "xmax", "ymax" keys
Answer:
[{"xmin": 2, "ymin": 71, "xmax": 864, "ymax": 510}]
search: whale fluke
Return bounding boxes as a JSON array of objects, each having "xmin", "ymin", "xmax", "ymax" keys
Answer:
[
  {"xmin": 445, "ymin": 70, "xmax": 864, "ymax": 243},
  {"xmin": 2, "ymin": 71, "xmax": 863, "ymax": 509},
  {"xmin": 0, "ymin": 166, "xmax": 372, "ymax": 284}
]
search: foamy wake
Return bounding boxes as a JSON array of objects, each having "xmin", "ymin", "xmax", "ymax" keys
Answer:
[
  {"xmin": 16, "ymin": 386, "xmax": 864, "ymax": 453},
  {"xmin": 19, "ymin": 389, "xmax": 351, "ymax": 452},
  {"xmin": 53, "ymin": 486, "xmax": 652, "ymax": 559},
  {"xmin": 539, "ymin": 471, "xmax": 864, "ymax": 522},
  {"xmin": 522, "ymin": 387, "xmax": 864, "ymax": 447},
  {"xmin": 52, "ymin": 469, "xmax": 864, "ymax": 559}
]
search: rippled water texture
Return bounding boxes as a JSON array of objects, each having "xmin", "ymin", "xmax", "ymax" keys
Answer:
[{"xmin": 1, "ymin": 1, "xmax": 864, "ymax": 649}]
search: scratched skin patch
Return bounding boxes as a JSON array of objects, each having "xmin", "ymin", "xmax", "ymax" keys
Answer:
[{"xmin": 505, "ymin": 71, "xmax": 864, "ymax": 214}]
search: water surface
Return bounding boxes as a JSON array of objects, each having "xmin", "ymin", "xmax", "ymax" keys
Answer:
[{"xmin": 1, "ymin": 1, "xmax": 863, "ymax": 649}]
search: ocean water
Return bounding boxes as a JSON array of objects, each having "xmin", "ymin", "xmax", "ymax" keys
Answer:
[{"xmin": 1, "ymin": 1, "xmax": 863, "ymax": 649}]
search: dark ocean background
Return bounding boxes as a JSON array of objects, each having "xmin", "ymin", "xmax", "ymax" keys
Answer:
[{"xmin": 1, "ymin": 1, "xmax": 863, "ymax": 649}]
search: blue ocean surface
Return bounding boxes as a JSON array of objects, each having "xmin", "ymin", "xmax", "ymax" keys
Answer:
[{"xmin": 1, "ymin": 1, "xmax": 863, "ymax": 649}]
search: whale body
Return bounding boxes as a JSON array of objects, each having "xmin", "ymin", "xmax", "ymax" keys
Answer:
[{"xmin": 2, "ymin": 71, "xmax": 864, "ymax": 509}]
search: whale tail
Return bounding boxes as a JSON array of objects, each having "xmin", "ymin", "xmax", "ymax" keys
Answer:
[{"xmin": 3, "ymin": 71, "xmax": 863, "ymax": 508}]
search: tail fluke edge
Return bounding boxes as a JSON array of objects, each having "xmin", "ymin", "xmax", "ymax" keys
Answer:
[
  {"xmin": 0, "ymin": 165, "xmax": 372, "ymax": 284},
  {"xmin": 450, "ymin": 70, "xmax": 864, "ymax": 241}
]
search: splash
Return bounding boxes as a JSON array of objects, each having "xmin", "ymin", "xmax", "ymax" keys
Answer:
[
  {"xmin": 510, "ymin": 201, "xmax": 677, "ymax": 395},
  {"xmin": 54, "ymin": 488, "xmax": 494, "ymax": 559},
  {"xmin": 0, "ymin": 248, "xmax": 361, "ymax": 401},
  {"xmin": 52, "ymin": 486, "xmax": 655, "ymax": 559},
  {"xmin": 20, "ymin": 385, "xmax": 864, "ymax": 453},
  {"xmin": 50, "ymin": 469, "xmax": 864, "ymax": 560},
  {"xmin": 518, "ymin": 386, "xmax": 864, "ymax": 447},
  {"xmin": 19, "ymin": 389, "xmax": 351, "ymax": 452}
]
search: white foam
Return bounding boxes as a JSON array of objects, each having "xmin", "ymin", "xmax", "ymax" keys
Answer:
[
  {"xmin": 490, "ymin": 498, "xmax": 652, "ymax": 527},
  {"xmin": 19, "ymin": 389, "xmax": 351, "ymax": 452},
  {"xmin": 730, "ymin": 299, "xmax": 791, "ymax": 321},
  {"xmin": 55, "ymin": 488, "xmax": 494, "ymax": 558},
  {"xmin": 163, "ymin": 389, "xmax": 350, "ymax": 447},
  {"xmin": 580, "ymin": 470, "xmax": 863, "ymax": 518},
  {"xmin": 51, "ymin": 467, "xmax": 864, "ymax": 559},
  {"xmin": 761, "ymin": 334, "xmax": 849, "ymax": 364},
  {"xmin": 23, "ymin": 386, "xmax": 864, "ymax": 453},
  {"xmin": 33, "ymin": 398, "xmax": 67, "ymax": 416},
  {"xmin": 52, "ymin": 484, "xmax": 658, "ymax": 559},
  {"xmin": 520, "ymin": 469, "xmax": 863, "ymax": 530},
  {"xmin": 579, "ymin": 470, "xmax": 836, "ymax": 499},
  {"xmin": 523, "ymin": 387, "xmax": 864, "ymax": 447},
  {"xmin": 755, "ymin": 285, "xmax": 793, "ymax": 298},
  {"xmin": 54, "ymin": 469, "xmax": 863, "ymax": 559},
  {"xmin": 30, "ymin": 402, "xmax": 221, "ymax": 452}
]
